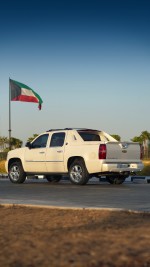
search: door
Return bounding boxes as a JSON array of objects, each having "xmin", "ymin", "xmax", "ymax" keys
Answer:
[
  {"xmin": 45, "ymin": 132, "xmax": 66, "ymax": 173},
  {"xmin": 24, "ymin": 134, "xmax": 49, "ymax": 172}
]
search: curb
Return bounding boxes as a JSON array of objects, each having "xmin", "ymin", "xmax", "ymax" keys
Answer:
[
  {"xmin": 1, "ymin": 203, "xmax": 149, "ymax": 214},
  {"xmin": 99, "ymin": 176, "xmax": 150, "ymax": 184},
  {"xmin": 131, "ymin": 176, "xmax": 145, "ymax": 182},
  {"xmin": 130, "ymin": 176, "xmax": 150, "ymax": 184},
  {"xmin": 0, "ymin": 173, "xmax": 8, "ymax": 178},
  {"xmin": 0, "ymin": 174, "xmax": 150, "ymax": 183}
]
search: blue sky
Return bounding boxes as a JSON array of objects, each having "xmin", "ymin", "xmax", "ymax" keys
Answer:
[{"xmin": 0, "ymin": 0, "xmax": 150, "ymax": 143}]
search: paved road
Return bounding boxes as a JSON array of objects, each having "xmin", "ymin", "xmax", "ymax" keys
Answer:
[{"xmin": 0, "ymin": 178, "xmax": 150, "ymax": 211}]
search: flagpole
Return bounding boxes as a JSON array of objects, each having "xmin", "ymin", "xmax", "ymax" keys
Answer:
[{"xmin": 9, "ymin": 78, "xmax": 11, "ymax": 150}]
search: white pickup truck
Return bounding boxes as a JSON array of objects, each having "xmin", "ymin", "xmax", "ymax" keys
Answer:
[{"xmin": 5, "ymin": 128, "xmax": 144, "ymax": 185}]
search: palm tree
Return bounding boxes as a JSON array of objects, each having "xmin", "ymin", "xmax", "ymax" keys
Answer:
[
  {"xmin": 0, "ymin": 136, "xmax": 9, "ymax": 151},
  {"xmin": 10, "ymin": 137, "xmax": 23, "ymax": 149},
  {"xmin": 131, "ymin": 136, "xmax": 143, "ymax": 144},
  {"xmin": 111, "ymin": 134, "xmax": 121, "ymax": 141},
  {"xmin": 0, "ymin": 136, "xmax": 3, "ymax": 151},
  {"xmin": 140, "ymin": 131, "xmax": 150, "ymax": 158},
  {"xmin": 27, "ymin": 134, "xmax": 38, "ymax": 143},
  {"xmin": 140, "ymin": 131, "xmax": 150, "ymax": 141}
]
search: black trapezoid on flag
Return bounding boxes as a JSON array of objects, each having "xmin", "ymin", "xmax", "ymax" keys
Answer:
[{"xmin": 9, "ymin": 79, "xmax": 21, "ymax": 101}]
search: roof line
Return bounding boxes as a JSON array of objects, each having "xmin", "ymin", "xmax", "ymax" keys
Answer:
[{"xmin": 46, "ymin": 128, "xmax": 100, "ymax": 132}]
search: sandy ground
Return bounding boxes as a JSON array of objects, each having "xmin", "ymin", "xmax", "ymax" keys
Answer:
[{"xmin": 0, "ymin": 205, "xmax": 150, "ymax": 267}]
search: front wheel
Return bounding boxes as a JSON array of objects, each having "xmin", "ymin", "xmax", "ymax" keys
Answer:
[
  {"xmin": 8, "ymin": 161, "xmax": 26, "ymax": 184},
  {"xmin": 69, "ymin": 159, "xmax": 89, "ymax": 185},
  {"xmin": 106, "ymin": 176, "xmax": 126, "ymax": 185},
  {"xmin": 45, "ymin": 175, "xmax": 62, "ymax": 183}
]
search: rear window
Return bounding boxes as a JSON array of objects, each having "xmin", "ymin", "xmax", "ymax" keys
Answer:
[{"xmin": 78, "ymin": 131, "xmax": 101, "ymax": 141}]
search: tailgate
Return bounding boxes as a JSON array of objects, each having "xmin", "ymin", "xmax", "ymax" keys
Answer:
[{"xmin": 106, "ymin": 142, "xmax": 141, "ymax": 161}]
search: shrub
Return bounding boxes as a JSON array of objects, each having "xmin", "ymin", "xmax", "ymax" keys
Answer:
[{"xmin": 0, "ymin": 160, "xmax": 6, "ymax": 173}]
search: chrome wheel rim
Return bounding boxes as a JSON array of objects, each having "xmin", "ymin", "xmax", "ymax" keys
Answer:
[
  {"xmin": 70, "ymin": 165, "xmax": 83, "ymax": 183},
  {"xmin": 9, "ymin": 165, "xmax": 20, "ymax": 181}
]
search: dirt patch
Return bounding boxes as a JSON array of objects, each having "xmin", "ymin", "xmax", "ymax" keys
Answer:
[{"xmin": 0, "ymin": 205, "xmax": 150, "ymax": 267}]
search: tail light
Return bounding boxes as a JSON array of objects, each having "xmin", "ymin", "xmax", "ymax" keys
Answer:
[
  {"xmin": 140, "ymin": 144, "xmax": 143, "ymax": 160},
  {"xmin": 99, "ymin": 144, "xmax": 107, "ymax": 159}
]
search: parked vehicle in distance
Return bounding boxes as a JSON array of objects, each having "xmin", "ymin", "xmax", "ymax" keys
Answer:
[{"xmin": 5, "ymin": 128, "xmax": 144, "ymax": 185}]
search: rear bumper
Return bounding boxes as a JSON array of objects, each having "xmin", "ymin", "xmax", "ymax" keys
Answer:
[{"xmin": 102, "ymin": 162, "xmax": 144, "ymax": 173}]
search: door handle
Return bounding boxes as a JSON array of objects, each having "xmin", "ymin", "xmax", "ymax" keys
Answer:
[
  {"xmin": 39, "ymin": 152, "xmax": 45, "ymax": 154},
  {"xmin": 57, "ymin": 150, "xmax": 63, "ymax": 153}
]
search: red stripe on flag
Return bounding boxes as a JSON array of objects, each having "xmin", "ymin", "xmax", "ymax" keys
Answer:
[{"xmin": 11, "ymin": 95, "xmax": 38, "ymax": 103}]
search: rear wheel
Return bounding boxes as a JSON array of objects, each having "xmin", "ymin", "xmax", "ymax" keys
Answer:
[
  {"xmin": 69, "ymin": 159, "xmax": 89, "ymax": 185},
  {"xmin": 9, "ymin": 161, "xmax": 26, "ymax": 184},
  {"xmin": 106, "ymin": 176, "xmax": 126, "ymax": 185},
  {"xmin": 45, "ymin": 175, "xmax": 62, "ymax": 183}
]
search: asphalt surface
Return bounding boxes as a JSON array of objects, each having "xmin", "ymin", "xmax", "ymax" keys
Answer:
[{"xmin": 0, "ymin": 178, "xmax": 150, "ymax": 211}]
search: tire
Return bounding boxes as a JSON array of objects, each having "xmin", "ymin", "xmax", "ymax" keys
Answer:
[
  {"xmin": 69, "ymin": 159, "xmax": 89, "ymax": 185},
  {"xmin": 45, "ymin": 175, "xmax": 62, "ymax": 183},
  {"xmin": 106, "ymin": 175, "xmax": 126, "ymax": 185},
  {"xmin": 8, "ymin": 161, "xmax": 26, "ymax": 184}
]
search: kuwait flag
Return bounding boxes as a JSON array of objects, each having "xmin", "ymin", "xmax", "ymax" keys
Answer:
[{"xmin": 9, "ymin": 79, "xmax": 43, "ymax": 110}]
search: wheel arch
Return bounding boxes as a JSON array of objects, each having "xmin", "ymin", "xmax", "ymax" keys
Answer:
[
  {"xmin": 8, "ymin": 158, "xmax": 23, "ymax": 170},
  {"xmin": 67, "ymin": 156, "xmax": 86, "ymax": 171}
]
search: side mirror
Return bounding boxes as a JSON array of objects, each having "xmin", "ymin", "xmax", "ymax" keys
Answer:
[{"xmin": 25, "ymin": 141, "xmax": 32, "ymax": 149}]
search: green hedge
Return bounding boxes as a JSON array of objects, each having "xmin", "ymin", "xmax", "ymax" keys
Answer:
[
  {"xmin": 0, "ymin": 152, "xmax": 7, "ymax": 160},
  {"xmin": 138, "ymin": 166, "xmax": 150, "ymax": 176}
]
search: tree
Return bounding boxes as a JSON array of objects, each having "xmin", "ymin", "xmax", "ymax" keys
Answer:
[
  {"xmin": 0, "ymin": 136, "xmax": 9, "ymax": 151},
  {"xmin": 131, "ymin": 131, "xmax": 150, "ymax": 144},
  {"xmin": 27, "ymin": 134, "xmax": 38, "ymax": 143},
  {"xmin": 140, "ymin": 131, "xmax": 150, "ymax": 141},
  {"xmin": 10, "ymin": 137, "xmax": 23, "ymax": 149},
  {"xmin": 0, "ymin": 136, "xmax": 22, "ymax": 151},
  {"xmin": 131, "ymin": 136, "xmax": 143, "ymax": 144},
  {"xmin": 131, "ymin": 131, "xmax": 150, "ymax": 158},
  {"xmin": 111, "ymin": 134, "xmax": 121, "ymax": 141}
]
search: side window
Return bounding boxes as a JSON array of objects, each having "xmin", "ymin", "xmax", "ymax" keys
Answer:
[
  {"xmin": 50, "ymin": 132, "xmax": 65, "ymax": 147},
  {"xmin": 31, "ymin": 134, "xmax": 49, "ymax": 148},
  {"xmin": 78, "ymin": 132, "xmax": 100, "ymax": 141}
]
